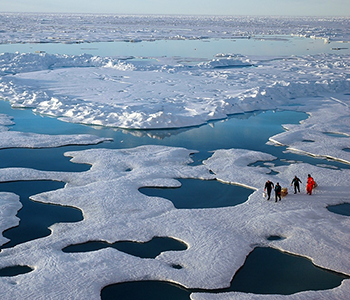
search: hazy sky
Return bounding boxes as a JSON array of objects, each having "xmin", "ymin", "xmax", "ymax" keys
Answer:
[{"xmin": 1, "ymin": 0, "xmax": 349, "ymax": 16}]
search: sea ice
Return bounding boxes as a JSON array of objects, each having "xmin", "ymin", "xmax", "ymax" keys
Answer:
[
  {"xmin": 0, "ymin": 51, "xmax": 349, "ymax": 166},
  {"xmin": 0, "ymin": 113, "xmax": 14, "ymax": 131},
  {"xmin": 0, "ymin": 193, "xmax": 21, "ymax": 247},
  {"xmin": 0, "ymin": 14, "xmax": 349, "ymax": 43},
  {"xmin": 0, "ymin": 146, "xmax": 349, "ymax": 299},
  {"xmin": 0, "ymin": 130, "xmax": 111, "ymax": 149},
  {"xmin": 269, "ymin": 102, "xmax": 350, "ymax": 164},
  {"xmin": 0, "ymin": 13, "xmax": 349, "ymax": 300}
]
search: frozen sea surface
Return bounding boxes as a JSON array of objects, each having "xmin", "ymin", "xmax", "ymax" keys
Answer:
[
  {"xmin": 0, "ymin": 13, "xmax": 349, "ymax": 300},
  {"xmin": 0, "ymin": 14, "xmax": 349, "ymax": 43}
]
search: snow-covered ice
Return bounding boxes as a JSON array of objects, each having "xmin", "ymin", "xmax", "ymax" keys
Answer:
[
  {"xmin": 0, "ymin": 193, "xmax": 21, "ymax": 247},
  {"xmin": 1, "ymin": 51, "xmax": 349, "ymax": 164},
  {"xmin": 0, "ymin": 130, "xmax": 110, "ymax": 150},
  {"xmin": 1, "ymin": 52, "xmax": 349, "ymax": 132},
  {"xmin": 0, "ymin": 13, "xmax": 349, "ymax": 300},
  {"xmin": 0, "ymin": 146, "xmax": 350, "ymax": 299},
  {"xmin": 0, "ymin": 14, "xmax": 349, "ymax": 43}
]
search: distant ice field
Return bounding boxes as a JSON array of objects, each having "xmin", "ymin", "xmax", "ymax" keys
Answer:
[
  {"xmin": 0, "ymin": 14, "xmax": 349, "ymax": 131},
  {"xmin": 1, "ymin": 41, "xmax": 349, "ymax": 131},
  {"xmin": 1, "ymin": 14, "xmax": 349, "ymax": 43}
]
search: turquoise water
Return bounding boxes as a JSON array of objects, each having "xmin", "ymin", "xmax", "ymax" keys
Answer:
[
  {"xmin": 1, "ymin": 100, "xmax": 348, "ymax": 171},
  {"xmin": 0, "ymin": 36, "xmax": 348, "ymax": 58}
]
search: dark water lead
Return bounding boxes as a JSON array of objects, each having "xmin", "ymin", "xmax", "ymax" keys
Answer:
[
  {"xmin": 327, "ymin": 203, "xmax": 350, "ymax": 216},
  {"xmin": 266, "ymin": 235, "xmax": 286, "ymax": 241},
  {"xmin": 63, "ymin": 237, "xmax": 187, "ymax": 260},
  {"xmin": 0, "ymin": 265, "xmax": 33, "ymax": 277},
  {"xmin": 302, "ymin": 140, "xmax": 315, "ymax": 143},
  {"xmin": 139, "ymin": 178, "xmax": 253, "ymax": 209},
  {"xmin": 0, "ymin": 180, "xmax": 83, "ymax": 249},
  {"xmin": 323, "ymin": 132, "xmax": 349, "ymax": 138},
  {"xmin": 0, "ymin": 147, "xmax": 92, "ymax": 172},
  {"xmin": 101, "ymin": 247, "xmax": 349, "ymax": 300}
]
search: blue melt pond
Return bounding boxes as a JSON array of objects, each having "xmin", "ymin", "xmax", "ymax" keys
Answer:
[
  {"xmin": 0, "ymin": 180, "xmax": 83, "ymax": 249},
  {"xmin": 327, "ymin": 203, "xmax": 350, "ymax": 216},
  {"xmin": 139, "ymin": 178, "xmax": 253, "ymax": 209},
  {"xmin": 62, "ymin": 237, "xmax": 187, "ymax": 260},
  {"xmin": 0, "ymin": 265, "xmax": 33, "ymax": 277},
  {"xmin": 101, "ymin": 247, "xmax": 349, "ymax": 299}
]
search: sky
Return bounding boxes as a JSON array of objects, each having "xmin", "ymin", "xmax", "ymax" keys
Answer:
[{"xmin": 0, "ymin": 0, "xmax": 349, "ymax": 16}]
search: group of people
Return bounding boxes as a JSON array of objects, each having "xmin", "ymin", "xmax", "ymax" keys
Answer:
[{"xmin": 264, "ymin": 174, "xmax": 315, "ymax": 202}]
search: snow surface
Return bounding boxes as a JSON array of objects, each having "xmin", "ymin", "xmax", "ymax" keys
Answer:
[
  {"xmin": 0, "ymin": 193, "xmax": 21, "ymax": 247},
  {"xmin": 0, "ymin": 146, "xmax": 349, "ymax": 299},
  {"xmin": 0, "ymin": 13, "xmax": 349, "ymax": 300},
  {"xmin": 0, "ymin": 130, "xmax": 110, "ymax": 149}
]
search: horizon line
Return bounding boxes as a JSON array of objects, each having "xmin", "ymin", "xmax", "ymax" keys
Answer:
[{"xmin": 0, "ymin": 11, "xmax": 349, "ymax": 18}]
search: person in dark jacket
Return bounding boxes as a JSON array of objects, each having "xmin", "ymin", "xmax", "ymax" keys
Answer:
[
  {"xmin": 291, "ymin": 176, "xmax": 302, "ymax": 194},
  {"xmin": 264, "ymin": 180, "xmax": 274, "ymax": 200},
  {"xmin": 274, "ymin": 182, "xmax": 282, "ymax": 202}
]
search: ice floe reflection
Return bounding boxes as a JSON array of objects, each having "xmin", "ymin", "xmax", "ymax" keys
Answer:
[
  {"xmin": 101, "ymin": 247, "xmax": 349, "ymax": 299},
  {"xmin": 62, "ymin": 237, "xmax": 187, "ymax": 259},
  {"xmin": 139, "ymin": 178, "xmax": 253, "ymax": 209},
  {"xmin": 0, "ymin": 180, "xmax": 83, "ymax": 249}
]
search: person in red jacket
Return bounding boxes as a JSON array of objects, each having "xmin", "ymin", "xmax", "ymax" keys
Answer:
[{"xmin": 306, "ymin": 174, "xmax": 315, "ymax": 195}]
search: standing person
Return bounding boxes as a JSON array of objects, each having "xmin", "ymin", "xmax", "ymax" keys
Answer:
[
  {"xmin": 291, "ymin": 176, "xmax": 302, "ymax": 194},
  {"xmin": 274, "ymin": 182, "xmax": 282, "ymax": 202},
  {"xmin": 264, "ymin": 180, "xmax": 274, "ymax": 200},
  {"xmin": 306, "ymin": 174, "xmax": 315, "ymax": 195}
]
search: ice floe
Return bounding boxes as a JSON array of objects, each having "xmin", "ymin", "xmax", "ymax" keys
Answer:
[
  {"xmin": 0, "ymin": 113, "xmax": 14, "ymax": 131},
  {"xmin": 0, "ymin": 53, "xmax": 349, "ymax": 132},
  {"xmin": 0, "ymin": 130, "xmax": 110, "ymax": 149},
  {"xmin": 0, "ymin": 193, "xmax": 21, "ymax": 247},
  {"xmin": 269, "ymin": 102, "xmax": 350, "ymax": 164}
]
